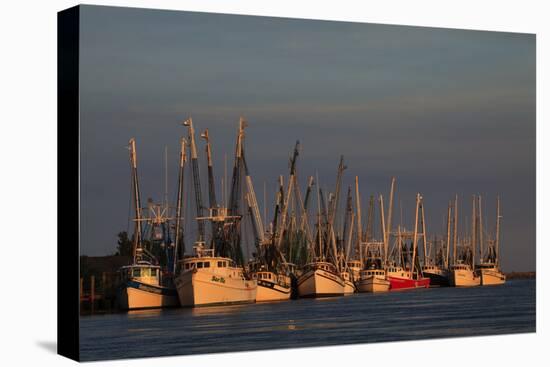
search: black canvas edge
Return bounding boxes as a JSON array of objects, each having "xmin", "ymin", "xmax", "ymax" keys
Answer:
[{"xmin": 57, "ymin": 5, "xmax": 80, "ymax": 362}]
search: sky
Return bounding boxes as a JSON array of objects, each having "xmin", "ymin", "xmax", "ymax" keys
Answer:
[{"xmin": 79, "ymin": 5, "xmax": 535, "ymax": 272}]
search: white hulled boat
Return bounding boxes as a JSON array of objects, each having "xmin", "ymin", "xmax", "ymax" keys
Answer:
[
  {"xmin": 254, "ymin": 269, "xmax": 292, "ymax": 302},
  {"xmin": 477, "ymin": 262, "xmax": 506, "ymax": 285},
  {"xmin": 297, "ymin": 261, "xmax": 344, "ymax": 297},
  {"xmin": 118, "ymin": 261, "xmax": 179, "ymax": 310},
  {"xmin": 175, "ymin": 244, "xmax": 257, "ymax": 307},
  {"xmin": 117, "ymin": 138, "xmax": 179, "ymax": 310},
  {"xmin": 357, "ymin": 267, "xmax": 390, "ymax": 293},
  {"xmin": 475, "ymin": 196, "xmax": 506, "ymax": 286},
  {"xmin": 449, "ymin": 262, "xmax": 480, "ymax": 287}
]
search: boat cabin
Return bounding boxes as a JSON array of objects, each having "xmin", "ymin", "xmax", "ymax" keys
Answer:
[
  {"xmin": 119, "ymin": 263, "xmax": 161, "ymax": 286},
  {"xmin": 386, "ymin": 266, "xmax": 409, "ymax": 278},
  {"xmin": 476, "ymin": 262, "xmax": 498, "ymax": 270},
  {"xmin": 304, "ymin": 261, "xmax": 337, "ymax": 274},
  {"xmin": 361, "ymin": 269, "xmax": 386, "ymax": 277},
  {"xmin": 451, "ymin": 263, "xmax": 472, "ymax": 271}
]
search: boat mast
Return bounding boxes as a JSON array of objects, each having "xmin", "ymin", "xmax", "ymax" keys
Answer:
[
  {"xmin": 201, "ymin": 129, "xmax": 218, "ymax": 209},
  {"xmin": 173, "ymin": 138, "xmax": 186, "ymax": 271},
  {"xmin": 316, "ymin": 172, "xmax": 323, "ymax": 261},
  {"xmin": 445, "ymin": 201, "xmax": 451, "ymax": 269},
  {"xmin": 342, "ymin": 186, "xmax": 354, "ymax": 264},
  {"xmin": 385, "ymin": 177, "xmax": 396, "ymax": 257},
  {"xmin": 182, "ymin": 118, "xmax": 205, "ymax": 242},
  {"xmin": 379, "ymin": 194, "xmax": 387, "ymax": 265},
  {"xmin": 495, "ymin": 196, "xmax": 501, "ymax": 266},
  {"xmin": 355, "ymin": 176, "xmax": 364, "ymax": 265},
  {"xmin": 128, "ymin": 138, "xmax": 143, "ymax": 263},
  {"xmin": 366, "ymin": 195, "xmax": 375, "ymax": 242},
  {"xmin": 420, "ymin": 195, "xmax": 427, "ymax": 268},
  {"xmin": 478, "ymin": 195, "xmax": 484, "ymax": 263},
  {"xmin": 241, "ymin": 139, "xmax": 264, "ymax": 244},
  {"xmin": 411, "ymin": 193, "xmax": 421, "ymax": 277},
  {"xmin": 328, "ymin": 156, "xmax": 346, "ymax": 271},
  {"xmin": 471, "ymin": 195, "xmax": 476, "ymax": 267},
  {"xmin": 276, "ymin": 141, "xmax": 300, "ymax": 250},
  {"xmin": 453, "ymin": 194, "xmax": 458, "ymax": 266}
]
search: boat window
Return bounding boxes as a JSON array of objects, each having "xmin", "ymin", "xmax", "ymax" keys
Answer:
[
  {"xmin": 197, "ymin": 262, "xmax": 203, "ymax": 269},
  {"xmin": 268, "ymin": 273, "xmax": 272, "ymax": 279},
  {"xmin": 217, "ymin": 261, "xmax": 223, "ymax": 267},
  {"xmin": 132, "ymin": 268, "xmax": 141, "ymax": 277},
  {"xmin": 204, "ymin": 262, "xmax": 210, "ymax": 268},
  {"xmin": 150, "ymin": 269, "xmax": 157, "ymax": 277}
]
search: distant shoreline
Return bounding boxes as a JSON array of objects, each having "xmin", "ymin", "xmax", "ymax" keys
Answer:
[{"xmin": 505, "ymin": 271, "xmax": 536, "ymax": 280}]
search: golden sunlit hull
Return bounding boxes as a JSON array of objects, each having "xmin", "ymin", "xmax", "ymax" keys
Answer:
[
  {"xmin": 297, "ymin": 269, "xmax": 344, "ymax": 298},
  {"xmin": 480, "ymin": 270, "xmax": 506, "ymax": 285},
  {"xmin": 256, "ymin": 281, "xmax": 291, "ymax": 302},
  {"xmin": 175, "ymin": 269, "xmax": 257, "ymax": 307},
  {"xmin": 357, "ymin": 275, "xmax": 390, "ymax": 293},
  {"xmin": 450, "ymin": 269, "xmax": 481, "ymax": 287}
]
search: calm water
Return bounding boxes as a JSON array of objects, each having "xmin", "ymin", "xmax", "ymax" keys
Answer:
[{"xmin": 80, "ymin": 279, "xmax": 535, "ymax": 361}]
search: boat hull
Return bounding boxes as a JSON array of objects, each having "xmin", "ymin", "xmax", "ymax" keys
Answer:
[
  {"xmin": 479, "ymin": 270, "xmax": 506, "ymax": 286},
  {"xmin": 297, "ymin": 269, "xmax": 344, "ymax": 297},
  {"xmin": 450, "ymin": 269, "xmax": 480, "ymax": 287},
  {"xmin": 256, "ymin": 280, "xmax": 291, "ymax": 302},
  {"xmin": 424, "ymin": 271, "xmax": 450, "ymax": 287},
  {"xmin": 175, "ymin": 269, "xmax": 257, "ymax": 307},
  {"xmin": 117, "ymin": 280, "xmax": 179, "ymax": 310},
  {"xmin": 388, "ymin": 276, "xmax": 430, "ymax": 291},
  {"xmin": 357, "ymin": 275, "xmax": 390, "ymax": 293}
]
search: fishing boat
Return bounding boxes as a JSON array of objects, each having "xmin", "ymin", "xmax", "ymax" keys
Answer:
[
  {"xmin": 476, "ymin": 196, "xmax": 506, "ymax": 286},
  {"xmin": 297, "ymin": 261, "xmax": 345, "ymax": 297},
  {"xmin": 175, "ymin": 242, "xmax": 256, "ymax": 306},
  {"xmin": 422, "ymin": 264, "xmax": 449, "ymax": 287},
  {"xmin": 254, "ymin": 268, "xmax": 292, "ymax": 302},
  {"xmin": 386, "ymin": 265, "xmax": 430, "ymax": 290},
  {"xmin": 357, "ymin": 265, "xmax": 390, "ymax": 292},
  {"xmin": 386, "ymin": 193, "xmax": 430, "ymax": 290},
  {"xmin": 355, "ymin": 179, "xmax": 390, "ymax": 293},
  {"xmin": 298, "ymin": 158, "xmax": 348, "ymax": 297},
  {"xmin": 450, "ymin": 261, "xmax": 480, "ymax": 287},
  {"xmin": 118, "ymin": 262, "xmax": 179, "ymax": 310},
  {"xmin": 117, "ymin": 138, "xmax": 179, "ymax": 310},
  {"xmin": 174, "ymin": 118, "xmax": 260, "ymax": 306},
  {"xmin": 449, "ymin": 196, "xmax": 481, "ymax": 287},
  {"xmin": 358, "ymin": 244, "xmax": 390, "ymax": 293}
]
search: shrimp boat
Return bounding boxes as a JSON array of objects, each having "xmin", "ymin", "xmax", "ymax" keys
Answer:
[
  {"xmin": 174, "ymin": 117, "xmax": 261, "ymax": 306},
  {"xmin": 357, "ymin": 243, "xmax": 390, "ymax": 293},
  {"xmin": 422, "ymin": 264, "xmax": 449, "ymax": 287},
  {"xmin": 355, "ymin": 179, "xmax": 390, "ymax": 293},
  {"xmin": 175, "ymin": 242, "xmax": 256, "ymax": 307},
  {"xmin": 298, "ymin": 157, "xmax": 348, "ymax": 297},
  {"xmin": 476, "ymin": 196, "xmax": 506, "ymax": 286},
  {"xmin": 450, "ymin": 261, "xmax": 480, "ymax": 287},
  {"xmin": 118, "ymin": 261, "xmax": 179, "ymax": 310},
  {"xmin": 386, "ymin": 193, "xmax": 430, "ymax": 290},
  {"xmin": 298, "ymin": 261, "xmax": 345, "ymax": 297},
  {"xmin": 450, "ymin": 196, "xmax": 481, "ymax": 287},
  {"xmin": 117, "ymin": 138, "xmax": 179, "ymax": 310}
]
